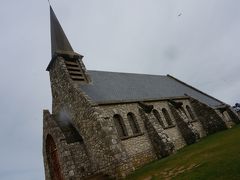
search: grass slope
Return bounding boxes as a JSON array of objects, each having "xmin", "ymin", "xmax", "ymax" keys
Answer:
[{"xmin": 126, "ymin": 125, "xmax": 240, "ymax": 180}]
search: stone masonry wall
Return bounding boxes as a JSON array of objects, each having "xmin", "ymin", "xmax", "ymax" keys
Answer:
[
  {"xmin": 43, "ymin": 110, "xmax": 91, "ymax": 179},
  {"xmin": 216, "ymin": 109, "xmax": 235, "ymax": 128},
  {"xmin": 226, "ymin": 108, "xmax": 240, "ymax": 125},
  {"xmin": 168, "ymin": 104, "xmax": 200, "ymax": 145},
  {"xmin": 139, "ymin": 108, "xmax": 175, "ymax": 158},
  {"xmin": 189, "ymin": 97, "xmax": 227, "ymax": 135},
  {"xmin": 190, "ymin": 121, "xmax": 206, "ymax": 138},
  {"xmin": 99, "ymin": 98, "xmax": 206, "ymax": 164},
  {"xmin": 145, "ymin": 101, "xmax": 186, "ymax": 150},
  {"xmin": 174, "ymin": 99, "xmax": 206, "ymax": 138},
  {"xmin": 99, "ymin": 103, "xmax": 157, "ymax": 170},
  {"xmin": 48, "ymin": 56, "xmax": 134, "ymax": 178},
  {"xmin": 45, "ymin": 55, "xmax": 238, "ymax": 178}
]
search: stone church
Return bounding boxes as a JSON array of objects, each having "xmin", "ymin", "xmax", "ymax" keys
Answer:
[{"xmin": 43, "ymin": 6, "xmax": 240, "ymax": 180}]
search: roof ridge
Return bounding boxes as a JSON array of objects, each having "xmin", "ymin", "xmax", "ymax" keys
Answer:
[{"xmin": 88, "ymin": 70, "xmax": 166, "ymax": 77}]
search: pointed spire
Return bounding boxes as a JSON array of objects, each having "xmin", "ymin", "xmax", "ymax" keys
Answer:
[{"xmin": 50, "ymin": 6, "xmax": 74, "ymax": 56}]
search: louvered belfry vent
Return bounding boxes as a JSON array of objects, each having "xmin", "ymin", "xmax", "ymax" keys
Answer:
[{"xmin": 65, "ymin": 60, "xmax": 86, "ymax": 82}]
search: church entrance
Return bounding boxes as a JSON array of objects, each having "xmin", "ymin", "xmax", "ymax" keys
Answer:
[{"xmin": 46, "ymin": 135, "xmax": 64, "ymax": 180}]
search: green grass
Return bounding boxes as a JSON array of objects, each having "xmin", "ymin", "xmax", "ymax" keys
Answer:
[{"xmin": 126, "ymin": 125, "xmax": 240, "ymax": 180}]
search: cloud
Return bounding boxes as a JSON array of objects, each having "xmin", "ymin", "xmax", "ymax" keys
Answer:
[{"xmin": 0, "ymin": 0, "xmax": 239, "ymax": 179}]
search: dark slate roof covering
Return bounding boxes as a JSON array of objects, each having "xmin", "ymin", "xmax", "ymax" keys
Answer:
[
  {"xmin": 50, "ymin": 6, "xmax": 74, "ymax": 57},
  {"xmin": 80, "ymin": 70, "xmax": 223, "ymax": 107}
]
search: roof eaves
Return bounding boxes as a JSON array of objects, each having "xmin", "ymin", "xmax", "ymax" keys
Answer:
[
  {"xmin": 93, "ymin": 96, "xmax": 190, "ymax": 106},
  {"xmin": 167, "ymin": 74, "xmax": 226, "ymax": 106}
]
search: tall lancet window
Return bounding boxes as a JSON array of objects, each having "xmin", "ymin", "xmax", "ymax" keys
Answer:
[
  {"xmin": 46, "ymin": 135, "xmax": 64, "ymax": 180},
  {"xmin": 113, "ymin": 114, "xmax": 128, "ymax": 138},
  {"xmin": 48, "ymin": 6, "xmax": 90, "ymax": 83},
  {"xmin": 127, "ymin": 113, "xmax": 141, "ymax": 134},
  {"xmin": 162, "ymin": 108, "xmax": 174, "ymax": 126},
  {"xmin": 153, "ymin": 109, "xmax": 165, "ymax": 127},
  {"xmin": 180, "ymin": 107, "xmax": 187, "ymax": 116},
  {"xmin": 186, "ymin": 105, "xmax": 195, "ymax": 120}
]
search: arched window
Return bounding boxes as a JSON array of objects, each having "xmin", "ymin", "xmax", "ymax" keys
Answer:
[
  {"xmin": 46, "ymin": 135, "xmax": 64, "ymax": 180},
  {"xmin": 186, "ymin": 105, "xmax": 195, "ymax": 120},
  {"xmin": 180, "ymin": 107, "xmax": 187, "ymax": 116},
  {"xmin": 162, "ymin": 108, "xmax": 173, "ymax": 126},
  {"xmin": 113, "ymin": 114, "xmax": 128, "ymax": 138},
  {"xmin": 153, "ymin": 109, "xmax": 164, "ymax": 127},
  {"xmin": 127, "ymin": 113, "xmax": 141, "ymax": 134}
]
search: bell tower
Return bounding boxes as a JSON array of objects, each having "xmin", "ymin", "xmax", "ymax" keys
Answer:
[{"xmin": 47, "ymin": 6, "xmax": 91, "ymax": 84}]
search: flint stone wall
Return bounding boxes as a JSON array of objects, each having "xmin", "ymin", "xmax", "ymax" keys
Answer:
[
  {"xmin": 43, "ymin": 110, "xmax": 91, "ymax": 180},
  {"xmin": 47, "ymin": 57, "xmax": 135, "ymax": 178},
  {"xmin": 147, "ymin": 100, "xmax": 204, "ymax": 149},
  {"xmin": 226, "ymin": 108, "xmax": 240, "ymax": 124},
  {"xmin": 98, "ymin": 98, "xmax": 207, "ymax": 166},
  {"xmin": 168, "ymin": 104, "xmax": 200, "ymax": 145},
  {"xmin": 43, "ymin": 56, "xmax": 238, "ymax": 179},
  {"xmin": 143, "ymin": 101, "xmax": 186, "ymax": 150},
  {"xmin": 139, "ymin": 108, "xmax": 175, "ymax": 158},
  {"xmin": 189, "ymin": 98, "xmax": 227, "ymax": 135},
  {"xmin": 216, "ymin": 110, "xmax": 235, "ymax": 128},
  {"xmin": 174, "ymin": 99, "xmax": 206, "ymax": 139},
  {"xmin": 99, "ymin": 103, "xmax": 157, "ymax": 169}
]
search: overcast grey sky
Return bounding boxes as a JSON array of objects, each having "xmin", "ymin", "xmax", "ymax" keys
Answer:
[{"xmin": 0, "ymin": 0, "xmax": 239, "ymax": 179}]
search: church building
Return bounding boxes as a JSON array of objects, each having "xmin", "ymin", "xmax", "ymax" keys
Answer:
[{"xmin": 43, "ymin": 6, "xmax": 240, "ymax": 180}]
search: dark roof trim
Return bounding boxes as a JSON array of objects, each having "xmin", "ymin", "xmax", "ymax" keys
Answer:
[
  {"xmin": 92, "ymin": 96, "xmax": 190, "ymax": 106},
  {"xmin": 166, "ymin": 74, "xmax": 226, "ymax": 106}
]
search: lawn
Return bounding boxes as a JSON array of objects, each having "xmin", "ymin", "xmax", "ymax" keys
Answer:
[{"xmin": 126, "ymin": 125, "xmax": 240, "ymax": 180}]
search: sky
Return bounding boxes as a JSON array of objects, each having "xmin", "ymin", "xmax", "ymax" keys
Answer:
[{"xmin": 0, "ymin": 0, "xmax": 240, "ymax": 179}]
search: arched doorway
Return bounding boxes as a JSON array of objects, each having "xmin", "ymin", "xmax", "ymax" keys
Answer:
[{"xmin": 46, "ymin": 135, "xmax": 64, "ymax": 180}]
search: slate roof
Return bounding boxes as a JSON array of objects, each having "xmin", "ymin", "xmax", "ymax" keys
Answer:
[
  {"xmin": 50, "ymin": 6, "xmax": 73, "ymax": 57},
  {"xmin": 80, "ymin": 70, "xmax": 224, "ymax": 107}
]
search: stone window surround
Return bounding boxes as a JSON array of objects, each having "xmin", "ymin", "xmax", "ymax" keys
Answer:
[
  {"xmin": 152, "ymin": 108, "xmax": 175, "ymax": 129},
  {"xmin": 107, "ymin": 100, "xmax": 201, "ymax": 142},
  {"xmin": 147, "ymin": 104, "xmax": 176, "ymax": 129},
  {"xmin": 162, "ymin": 108, "xmax": 174, "ymax": 126},
  {"xmin": 186, "ymin": 105, "xmax": 196, "ymax": 121},
  {"xmin": 112, "ymin": 107, "xmax": 177, "ymax": 141},
  {"xmin": 152, "ymin": 109, "xmax": 165, "ymax": 128},
  {"xmin": 113, "ymin": 114, "xmax": 128, "ymax": 138},
  {"xmin": 112, "ymin": 112, "xmax": 144, "ymax": 140},
  {"xmin": 127, "ymin": 112, "xmax": 141, "ymax": 135}
]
